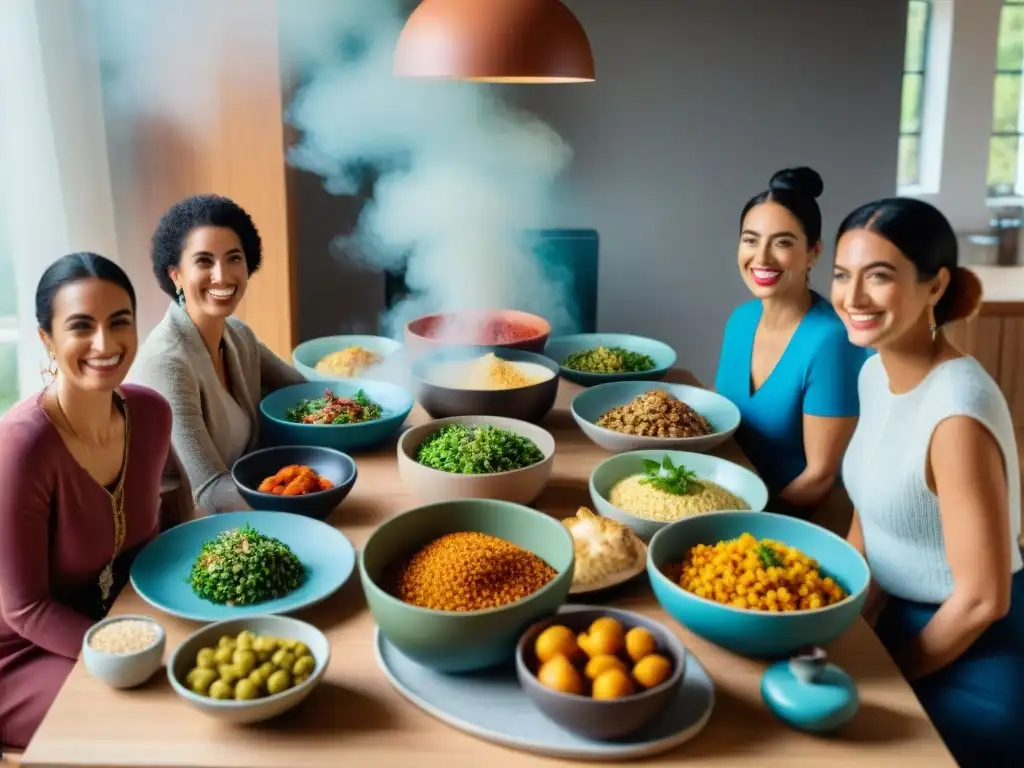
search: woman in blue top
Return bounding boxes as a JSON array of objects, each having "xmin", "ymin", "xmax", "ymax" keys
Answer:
[
  {"xmin": 715, "ymin": 167, "xmax": 866, "ymax": 516},
  {"xmin": 833, "ymin": 197, "xmax": 1022, "ymax": 767}
]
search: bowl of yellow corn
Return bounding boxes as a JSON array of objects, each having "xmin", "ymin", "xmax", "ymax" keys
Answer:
[
  {"xmin": 292, "ymin": 335, "xmax": 404, "ymax": 382},
  {"xmin": 647, "ymin": 511, "xmax": 869, "ymax": 658}
]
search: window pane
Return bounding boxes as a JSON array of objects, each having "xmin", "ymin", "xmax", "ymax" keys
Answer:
[
  {"xmin": 898, "ymin": 135, "xmax": 920, "ymax": 188},
  {"xmin": 904, "ymin": 1, "xmax": 930, "ymax": 72},
  {"xmin": 900, "ymin": 73, "xmax": 924, "ymax": 134},
  {"xmin": 994, "ymin": 73, "xmax": 1022, "ymax": 133},
  {"xmin": 0, "ymin": 343, "xmax": 18, "ymax": 415},
  {"xmin": 988, "ymin": 135, "xmax": 1020, "ymax": 193},
  {"xmin": 997, "ymin": 5, "xmax": 1024, "ymax": 71}
]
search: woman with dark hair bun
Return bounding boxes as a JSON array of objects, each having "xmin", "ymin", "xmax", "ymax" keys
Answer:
[
  {"xmin": 128, "ymin": 194, "xmax": 305, "ymax": 514},
  {"xmin": 834, "ymin": 197, "xmax": 1023, "ymax": 767},
  {"xmin": 0, "ymin": 253, "xmax": 181, "ymax": 750},
  {"xmin": 715, "ymin": 167, "xmax": 868, "ymax": 519}
]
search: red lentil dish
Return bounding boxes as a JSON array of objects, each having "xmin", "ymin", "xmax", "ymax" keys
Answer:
[
  {"xmin": 672, "ymin": 533, "xmax": 848, "ymax": 612},
  {"xmin": 416, "ymin": 315, "xmax": 541, "ymax": 345},
  {"xmin": 258, "ymin": 464, "xmax": 334, "ymax": 496},
  {"xmin": 597, "ymin": 389, "xmax": 714, "ymax": 438},
  {"xmin": 387, "ymin": 532, "xmax": 557, "ymax": 611}
]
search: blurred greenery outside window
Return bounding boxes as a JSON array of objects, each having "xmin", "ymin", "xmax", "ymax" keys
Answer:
[{"xmin": 989, "ymin": 1, "xmax": 1024, "ymax": 197}]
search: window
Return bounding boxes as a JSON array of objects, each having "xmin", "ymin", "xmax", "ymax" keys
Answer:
[
  {"xmin": 0, "ymin": 131, "xmax": 18, "ymax": 415},
  {"xmin": 898, "ymin": 1, "xmax": 932, "ymax": 188},
  {"xmin": 989, "ymin": 1, "xmax": 1024, "ymax": 197}
]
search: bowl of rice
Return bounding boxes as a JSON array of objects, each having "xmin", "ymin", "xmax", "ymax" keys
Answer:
[
  {"xmin": 411, "ymin": 345, "xmax": 560, "ymax": 423},
  {"xmin": 82, "ymin": 615, "xmax": 166, "ymax": 689},
  {"xmin": 291, "ymin": 335, "xmax": 404, "ymax": 381},
  {"xmin": 589, "ymin": 450, "xmax": 768, "ymax": 541},
  {"xmin": 571, "ymin": 381, "xmax": 741, "ymax": 455}
]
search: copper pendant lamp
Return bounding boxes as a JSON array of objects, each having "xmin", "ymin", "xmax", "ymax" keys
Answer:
[{"xmin": 393, "ymin": 0, "xmax": 595, "ymax": 83}]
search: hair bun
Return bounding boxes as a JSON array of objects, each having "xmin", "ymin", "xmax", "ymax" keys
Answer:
[
  {"xmin": 947, "ymin": 266, "xmax": 984, "ymax": 325},
  {"xmin": 769, "ymin": 167, "xmax": 824, "ymax": 199}
]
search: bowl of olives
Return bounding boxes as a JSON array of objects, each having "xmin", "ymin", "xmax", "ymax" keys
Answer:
[{"xmin": 167, "ymin": 615, "xmax": 330, "ymax": 724}]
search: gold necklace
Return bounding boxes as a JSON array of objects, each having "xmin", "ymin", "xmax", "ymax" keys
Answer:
[{"xmin": 54, "ymin": 388, "xmax": 131, "ymax": 605}]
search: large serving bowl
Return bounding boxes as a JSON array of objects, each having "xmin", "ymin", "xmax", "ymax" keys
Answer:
[
  {"xmin": 167, "ymin": 615, "xmax": 330, "ymax": 724},
  {"xmin": 359, "ymin": 499, "xmax": 575, "ymax": 672},
  {"xmin": 411, "ymin": 345, "xmax": 560, "ymax": 423},
  {"xmin": 259, "ymin": 379, "xmax": 414, "ymax": 453},
  {"xmin": 230, "ymin": 445, "xmax": 357, "ymax": 521},
  {"xmin": 572, "ymin": 380, "xmax": 741, "ymax": 454},
  {"xmin": 397, "ymin": 415, "xmax": 555, "ymax": 505},
  {"xmin": 647, "ymin": 511, "xmax": 870, "ymax": 658},
  {"xmin": 515, "ymin": 606, "xmax": 686, "ymax": 740},
  {"xmin": 405, "ymin": 309, "xmax": 551, "ymax": 359},
  {"xmin": 590, "ymin": 450, "xmax": 768, "ymax": 542},
  {"xmin": 544, "ymin": 333, "xmax": 677, "ymax": 386},
  {"xmin": 291, "ymin": 334, "xmax": 404, "ymax": 381}
]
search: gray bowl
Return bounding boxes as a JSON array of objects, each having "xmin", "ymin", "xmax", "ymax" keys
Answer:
[
  {"xmin": 515, "ymin": 605, "xmax": 686, "ymax": 740},
  {"xmin": 82, "ymin": 615, "xmax": 166, "ymax": 689},
  {"xmin": 411, "ymin": 345, "xmax": 560, "ymax": 424}
]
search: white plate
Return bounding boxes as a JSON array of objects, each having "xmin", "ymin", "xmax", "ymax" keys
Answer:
[{"xmin": 569, "ymin": 539, "xmax": 649, "ymax": 595}]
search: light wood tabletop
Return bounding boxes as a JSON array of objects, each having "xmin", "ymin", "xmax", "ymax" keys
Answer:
[{"xmin": 21, "ymin": 371, "xmax": 955, "ymax": 768}]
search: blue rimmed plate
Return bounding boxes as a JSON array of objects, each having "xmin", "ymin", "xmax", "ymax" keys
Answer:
[{"xmin": 130, "ymin": 511, "xmax": 355, "ymax": 623}]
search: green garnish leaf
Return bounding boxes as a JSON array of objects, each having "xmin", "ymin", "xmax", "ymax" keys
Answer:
[
  {"xmin": 415, "ymin": 424, "xmax": 544, "ymax": 475},
  {"xmin": 638, "ymin": 455, "xmax": 702, "ymax": 496},
  {"xmin": 757, "ymin": 544, "xmax": 784, "ymax": 569}
]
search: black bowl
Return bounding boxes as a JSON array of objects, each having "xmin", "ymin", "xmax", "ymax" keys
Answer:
[
  {"xmin": 230, "ymin": 446, "xmax": 357, "ymax": 520},
  {"xmin": 411, "ymin": 345, "xmax": 560, "ymax": 424}
]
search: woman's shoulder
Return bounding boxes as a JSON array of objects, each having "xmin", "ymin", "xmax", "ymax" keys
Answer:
[
  {"xmin": 120, "ymin": 384, "xmax": 172, "ymax": 424},
  {"xmin": 224, "ymin": 315, "xmax": 260, "ymax": 353},
  {"xmin": 927, "ymin": 356, "xmax": 1012, "ymax": 423},
  {"xmin": 0, "ymin": 395, "xmax": 61, "ymax": 467},
  {"xmin": 722, "ymin": 299, "xmax": 761, "ymax": 336}
]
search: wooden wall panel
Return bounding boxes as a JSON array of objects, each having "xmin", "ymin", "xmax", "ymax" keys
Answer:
[{"xmin": 94, "ymin": 0, "xmax": 295, "ymax": 357}]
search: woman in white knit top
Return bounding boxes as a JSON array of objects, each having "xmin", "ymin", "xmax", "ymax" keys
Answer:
[{"xmin": 832, "ymin": 197, "xmax": 1023, "ymax": 767}]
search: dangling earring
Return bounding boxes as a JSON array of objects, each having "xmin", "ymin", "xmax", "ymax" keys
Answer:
[
  {"xmin": 805, "ymin": 269, "xmax": 811, "ymax": 287},
  {"xmin": 40, "ymin": 350, "xmax": 57, "ymax": 385},
  {"xmin": 927, "ymin": 305, "xmax": 937, "ymax": 341},
  {"xmin": 176, "ymin": 287, "xmax": 185, "ymax": 307}
]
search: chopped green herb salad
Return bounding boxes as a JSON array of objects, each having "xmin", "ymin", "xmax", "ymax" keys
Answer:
[
  {"xmin": 187, "ymin": 525, "xmax": 305, "ymax": 606},
  {"xmin": 638, "ymin": 456, "xmax": 703, "ymax": 496},
  {"xmin": 415, "ymin": 424, "xmax": 545, "ymax": 475},
  {"xmin": 561, "ymin": 345, "xmax": 656, "ymax": 374},
  {"xmin": 284, "ymin": 388, "xmax": 383, "ymax": 425}
]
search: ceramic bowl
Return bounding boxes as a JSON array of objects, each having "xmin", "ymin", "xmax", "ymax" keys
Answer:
[
  {"xmin": 647, "ymin": 511, "xmax": 870, "ymax": 658},
  {"xmin": 411, "ymin": 345, "xmax": 560, "ymax": 423},
  {"xmin": 571, "ymin": 380, "xmax": 741, "ymax": 454},
  {"xmin": 397, "ymin": 415, "xmax": 556, "ymax": 505},
  {"xmin": 82, "ymin": 615, "xmax": 166, "ymax": 689},
  {"xmin": 544, "ymin": 333, "xmax": 677, "ymax": 386},
  {"xmin": 230, "ymin": 445, "xmax": 358, "ymax": 520},
  {"xmin": 359, "ymin": 498, "xmax": 575, "ymax": 672},
  {"xmin": 405, "ymin": 309, "xmax": 551, "ymax": 359},
  {"xmin": 515, "ymin": 606, "xmax": 686, "ymax": 740},
  {"xmin": 259, "ymin": 379, "xmax": 414, "ymax": 453},
  {"xmin": 291, "ymin": 334, "xmax": 404, "ymax": 381},
  {"xmin": 589, "ymin": 450, "xmax": 768, "ymax": 542},
  {"xmin": 167, "ymin": 615, "xmax": 331, "ymax": 725}
]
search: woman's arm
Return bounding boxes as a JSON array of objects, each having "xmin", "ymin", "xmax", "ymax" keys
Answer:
[
  {"xmin": 892, "ymin": 415, "xmax": 1013, "ymax": 681},
  {"xmin": 258, "ymin": 341, "xmax": 305, "ymax": 393},
  {"xmin": 777, "ymin": 414, "xmax": 857, "ymax": 507},
  {"xmin": 0, "ymin": 437, "xmax": 93, "ymax": 659}
]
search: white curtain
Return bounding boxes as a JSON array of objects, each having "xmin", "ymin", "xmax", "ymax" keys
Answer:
[{"xmin": 0, "ymin": 0, "xmax": 121, "ymax": 398}]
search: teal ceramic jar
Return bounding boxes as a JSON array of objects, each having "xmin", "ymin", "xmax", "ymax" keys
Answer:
[{"xmin": 760, "ymin": 648, "xmax": 859, "ymax": 734}]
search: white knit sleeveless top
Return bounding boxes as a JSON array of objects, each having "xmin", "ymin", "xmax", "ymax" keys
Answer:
[{"xmin": 842, "ymin": 354, "xmax": 1023, "ymax": 603}]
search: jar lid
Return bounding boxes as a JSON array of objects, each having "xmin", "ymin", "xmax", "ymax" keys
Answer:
[{"xmin": 760, "ymin": 648, "xmax": 859, "ymax": 734}]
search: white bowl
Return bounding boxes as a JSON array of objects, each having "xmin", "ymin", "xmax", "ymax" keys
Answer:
[
  {"xmin": 167, "ymin": 615, "xmax": 331, "ymax": 725},
  {"xmin": 82, "ymin": 615, "xmax": 166, "ymax": 689}
]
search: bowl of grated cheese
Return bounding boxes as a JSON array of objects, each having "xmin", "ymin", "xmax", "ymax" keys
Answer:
[{"xmin": 82, "ymin": 615, "xmax": 166, "ymax": 689}]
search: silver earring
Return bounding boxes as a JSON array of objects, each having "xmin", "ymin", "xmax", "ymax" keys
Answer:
[{"xmin": 176, "ymin": 288, "xmax": 185, "ymax": 306}]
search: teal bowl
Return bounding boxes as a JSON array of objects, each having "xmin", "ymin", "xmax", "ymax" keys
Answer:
[
  {"xmin": 259, "ymin": 380, "xmax": 414, "ymax": 453},
  {"xmin": 544, "ymin": 333, "xmax": 677, "ymax": 386},
  {"xmin": 359, "ymin": 499, "xmax": 575, "ymax": 673},
  {"xmin": 291, "ymin": 335, "xmax": 404, "ymax": 381},
  {"xmin": 647, "ymin": 511, "xmax": 869, "ymax": 658},
  {"xmin": 590, "ymin": 450, "xmax": 769, "ymax": 542}
]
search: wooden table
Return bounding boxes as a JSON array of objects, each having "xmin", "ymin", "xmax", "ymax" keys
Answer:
[{"xmin": 22, "ymin": 372, "xmax": 955, "ymax": 768}]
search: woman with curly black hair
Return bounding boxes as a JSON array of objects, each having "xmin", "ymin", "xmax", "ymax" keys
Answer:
[{"xmin": 129, "ymin": 194, "xmax": 305, "ymax": 513}]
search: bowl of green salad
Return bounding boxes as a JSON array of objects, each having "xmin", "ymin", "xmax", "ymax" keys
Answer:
[
  {"xmin": 544, "ymin": 333, "xmax": 677, "ymax": 386},
  {"xmin": 397, "ymin": 415, "xmax": 555, "ymax": 505}
]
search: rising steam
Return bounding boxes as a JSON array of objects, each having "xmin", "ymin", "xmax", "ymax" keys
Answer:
[{"xmin": 278, "ymin": 0, "xmax": 575, "ymax": 338}]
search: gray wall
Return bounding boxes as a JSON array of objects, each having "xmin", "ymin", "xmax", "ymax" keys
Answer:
[{"xmin": 293, "ymin": 0, "xmax": 906, "ymax": 383}]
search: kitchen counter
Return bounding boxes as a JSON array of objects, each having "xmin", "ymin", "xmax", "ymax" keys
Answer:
[{"xmin": 968, "ymin": 265, "xmax": 1024, "ymax": 310}]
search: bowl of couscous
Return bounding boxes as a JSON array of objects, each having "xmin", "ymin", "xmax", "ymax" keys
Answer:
[
  {"xmin": 359, "ymin": 498, "xmax": 575, "ymax": 673},
  {"xmin": 647, "ymin": 511, "xmax": 869, "ymax": 658},
  {"xmin": 291, "ymin": 334, "xmax": 404, "ymax": 381}
]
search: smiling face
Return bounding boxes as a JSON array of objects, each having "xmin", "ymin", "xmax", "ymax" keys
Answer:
[
  {"xmin": 831, "ymin": 228, "xmax": 949, "ymax": 349},
  {"xmin": 169, "ymin": 225, "xmax": 248, "ymax": 319},
  {"xmin": 738, "ymin": 201, "xmax": 820, "ymax": 300},
  {"xmin": 38, "ymin": 278, "xmax": 137, "ymax": 391}
]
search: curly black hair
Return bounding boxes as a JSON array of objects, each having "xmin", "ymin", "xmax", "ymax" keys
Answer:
[{"xmin": 150, "ymin": 193, "xmax": 263, "ymax": 298}]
